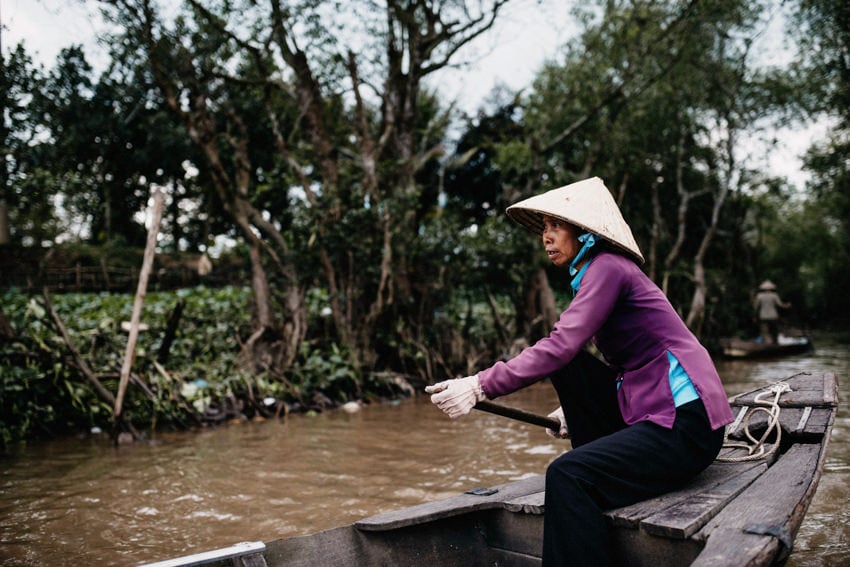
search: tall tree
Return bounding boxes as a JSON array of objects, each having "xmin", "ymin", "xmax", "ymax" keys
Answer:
[
  {"xmin": 789, "ymin": 0, "xmax": 850, "ymax": 325},
  {"xmin": 0, "ymin": 44, "xmax": 59, "ymax": 247},
  {"xmin": 97, "ymin": 0, "xmax": 511, "ymax": 377}
]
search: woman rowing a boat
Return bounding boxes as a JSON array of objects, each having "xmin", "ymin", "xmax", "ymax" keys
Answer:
[{"xmin": 426, "ymin": 177, "xmax": 735, "ymax": 567}]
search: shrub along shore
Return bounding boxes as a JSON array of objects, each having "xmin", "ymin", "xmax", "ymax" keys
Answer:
[{"xmin": 0, "ymin": 286, "xmax": 414, "ymax": 448}]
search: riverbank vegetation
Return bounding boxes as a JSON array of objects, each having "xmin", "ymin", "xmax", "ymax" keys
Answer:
[
  {"xmin": 2, "ymin": 0, "xmax": 849, "ymax": 446},
  {"xmin": 0, "ymin": 286, "xmax": 419, "ymax": 445}
]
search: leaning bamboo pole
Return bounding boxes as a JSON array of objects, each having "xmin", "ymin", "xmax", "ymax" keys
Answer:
[
  {"xmin": 43, "ymin": 287, "xmax": 142, "ymax": 440},
  {"xmin": 113, "ymin": 189, "xmax": 165, "ymax": 425}
]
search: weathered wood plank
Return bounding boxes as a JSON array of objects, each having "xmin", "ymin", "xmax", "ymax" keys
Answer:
[
  {"xmin": 729, "ymin": 407, "xmax": 834, "ymax": 438},
  {"xmin": 355, "ymin": 474, "xmax": 545, "ymax": 531},
  {"xmin": 729, "ymin": 373, "xmax": 836, "ymax": 409},
  {"xmin": 697, "ymin": 529, "xmax": 783, "ymax": 567},
  {"xmin": 503, "ymin": 491, "xmax": 545, "ymax": 514},
  {"xmin": 605, "ymin": 461, "xmax": 764, "ymax": 530},
  {"xmin": 639, "ymin": 463, "xmax": 767, "ymax": 539},
  {"xmin": 823, "ymin": 372, "xmax": 838, "ymax": 405},
  {"xmin": 692, "ymin": 443, "xmax": 824, "ymax": 566}
]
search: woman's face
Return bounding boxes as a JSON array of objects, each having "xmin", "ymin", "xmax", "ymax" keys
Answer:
[{"xmin": 541, "ymin": 215, "xmax": 581, "ymax": 268}]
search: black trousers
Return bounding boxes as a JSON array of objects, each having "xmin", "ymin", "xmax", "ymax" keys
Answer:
[{"xmin": 542, "ymin": 351, "xmax": 724, "ymax": 567}]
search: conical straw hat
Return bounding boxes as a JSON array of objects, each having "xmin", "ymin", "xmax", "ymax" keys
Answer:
[{"xmin": 506, "ymin": 177, "xmax": 644, "ymax": 264}]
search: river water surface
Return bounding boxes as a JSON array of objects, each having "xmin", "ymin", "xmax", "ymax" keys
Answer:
[{"xmin": 1, "ymin": 333, "xmax": 848, "ymax": 566}]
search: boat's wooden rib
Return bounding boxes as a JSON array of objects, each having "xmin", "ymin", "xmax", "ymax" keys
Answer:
[{"xmin": 140, "ymin": 371, "xmax": 838, "ymax": 567}]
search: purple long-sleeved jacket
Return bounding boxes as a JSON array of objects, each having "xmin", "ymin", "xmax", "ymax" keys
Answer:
[{"xmin": 478, "ymin": 252, "xmax": 734, "ymax": 431}]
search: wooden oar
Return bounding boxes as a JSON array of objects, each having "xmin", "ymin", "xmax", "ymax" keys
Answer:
[{"xmin": 474, "ymin": 400, "xmax": 562, "ymax": 431}]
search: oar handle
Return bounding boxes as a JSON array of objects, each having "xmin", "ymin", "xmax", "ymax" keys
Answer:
[{"xmin": 474, "ymin": 400, "xmax": 562, "ymax": 431}]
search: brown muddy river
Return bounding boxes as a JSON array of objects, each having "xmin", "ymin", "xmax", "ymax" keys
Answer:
[{"xmin": 1, "ymin": 333, "xmax": 848, "ymax": 566}]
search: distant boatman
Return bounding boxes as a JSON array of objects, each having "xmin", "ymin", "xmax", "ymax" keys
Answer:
[{"xmin": 753, "ymin": 280, "xmax": 791, "ymax": 344}]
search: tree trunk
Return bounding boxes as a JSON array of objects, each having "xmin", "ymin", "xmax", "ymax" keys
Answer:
[
  {"xmin": 0, "ymin": 305, "xmax": 14, "ymax": 342},
  {"xmin": 140, "ymin": 21, "xmax": 305, "ymax": 372},
  {"xmin": 685, "ymin": 115, "xmax": 735, "ymax": 336},
  {"xmin": 649, "ymin": 178, "xmax": 663, "ymax": 282},
  {"xmin": 0, "ymin": 202, "xmax": 9, "ymax": 245},
  {"xmin": 111, "ymin": 0, "xmax": 509, "ymax": 379},
  {"xmin": 157, "ymin": 298, "xmax": 185, "ymax": 364},
  {"xmin": 662, "ymin": 131, "xmax": 696, "ymax": 296}
]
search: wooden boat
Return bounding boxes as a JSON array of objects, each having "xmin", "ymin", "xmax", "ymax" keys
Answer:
[
  {"xmin": 143, "ymin": 371, "xmax": 838, "ymax": 567},
  {"xmin": 719, "ymin": 335, "xmax": 813, "ymax": 359}
]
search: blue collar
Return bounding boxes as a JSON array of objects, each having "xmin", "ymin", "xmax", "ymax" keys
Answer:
[
  {"xmin": 569, "ymin": 233, "xmax": 597, "ymax": 276},
  {"xmin": 569, "ymin": 233, "xmax": 597, "ymax": 294},
  {"xmin": 570, "ymin": 257, "xmax": 594, "ymax": 294}
]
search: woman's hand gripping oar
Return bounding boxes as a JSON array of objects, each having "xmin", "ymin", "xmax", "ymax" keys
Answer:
[{"xmin": 425, "ymin": 378, "xmax": 566, "ymax": 437}]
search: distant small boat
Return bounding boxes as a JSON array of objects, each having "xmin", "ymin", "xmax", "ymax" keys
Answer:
[
  {"xmin": 720, "ymin": 335, "xmax": 813, "ymax": 359},
  {"xmin": 142, "ymin": 371, "xmax": 838, "ymax": 567}
]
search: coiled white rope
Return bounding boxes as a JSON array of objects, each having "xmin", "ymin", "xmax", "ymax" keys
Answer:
[{"xmin": 716, "ymin": 382, "xmax": 791, "ymax": 462}]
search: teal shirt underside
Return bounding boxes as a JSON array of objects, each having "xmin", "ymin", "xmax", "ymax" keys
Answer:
[{"xmin": 667, "ymin": 351, "xmax": 700, "ymax": 407}]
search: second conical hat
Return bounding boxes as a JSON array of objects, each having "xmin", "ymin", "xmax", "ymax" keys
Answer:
[{"xmin": 506, "ymin": 177, "xmax": 644, "ymax": 264}]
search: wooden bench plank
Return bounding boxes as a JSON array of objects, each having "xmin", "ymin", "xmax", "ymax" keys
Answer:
[
  {"xmin": 639, "ymin": 464, "xmax": 766, "ymax": 539},
  {"xmin": 729, "ymin": 373, "xmax": 836, "ymax": 409},
  {"xmin": 729, "ymin": 407, "xmax": 834, "ymax": 437},
  {"xmin": 605, "ymin": 461, "xmax": 764, "ymax": 530}
]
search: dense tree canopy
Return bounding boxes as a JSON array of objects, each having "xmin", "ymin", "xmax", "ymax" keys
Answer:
[{"xmin": 789, "ymin": 0, "xmax": 850, "ymax": 324}]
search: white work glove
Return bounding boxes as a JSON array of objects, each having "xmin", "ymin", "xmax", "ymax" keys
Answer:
[
  {"xmin": 425, "ymin": 375, "xmax": 486, "ymax": 419},
  {"xmin": 545, "ymin": 406, "xmax": 569, "ymax": 439}
]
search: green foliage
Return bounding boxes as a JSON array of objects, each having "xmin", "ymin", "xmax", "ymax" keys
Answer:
[
  {"xmin": 291, "ymin": 342, "xmax": 361, "ymax": 403},
  {"xmin": 786, "ymin": 0, "xmax": 850, "ymax": 326},
  {"xmin": 0, "ymin": 287, "xmax": 244, "ymax": 444},
  {"xmin": 0, "ymin": 285, "xmax": 415, "ymax": 446}
]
